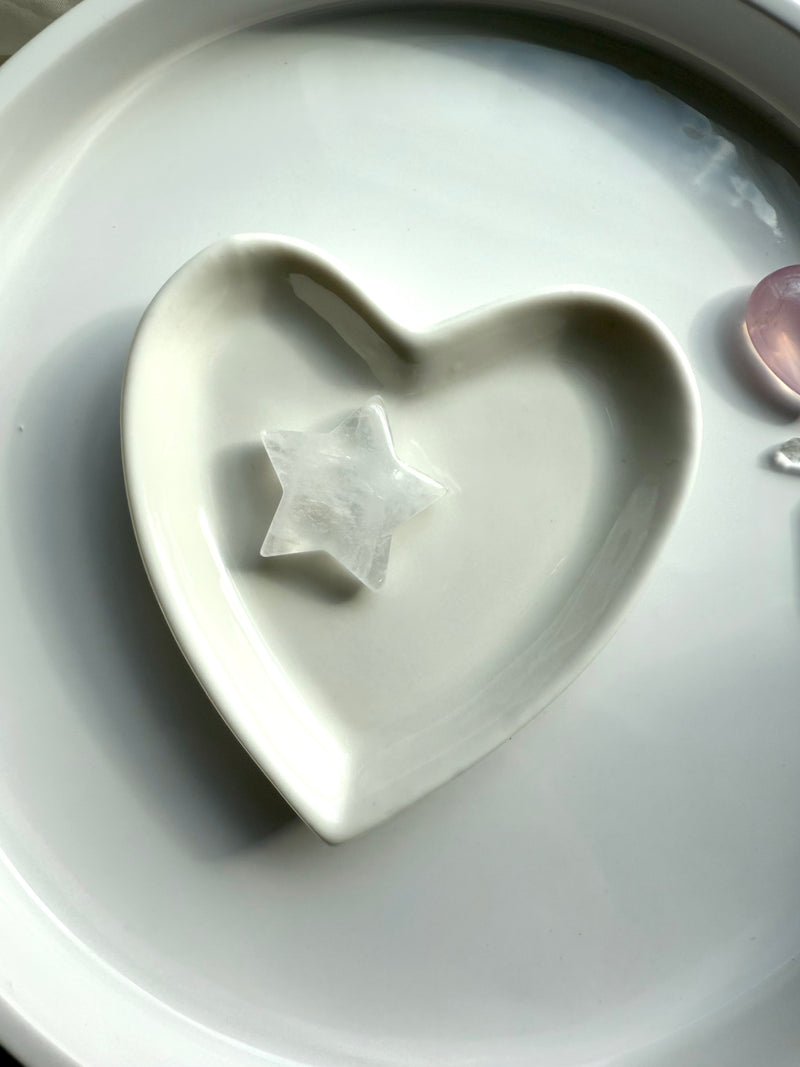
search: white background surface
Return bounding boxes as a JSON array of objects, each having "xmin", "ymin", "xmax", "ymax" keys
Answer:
[
  {"xmin": 0, "ymin": 0, "xmax": 77, "ymax": 58},
  {"xmin": 3, "ymin": 1, "xmax": 800, "ymax": 1065}
]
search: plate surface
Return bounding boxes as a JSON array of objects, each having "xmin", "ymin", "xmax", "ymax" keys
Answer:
[
  {"xmin": 122, "ymin": 234, "xmax": 699, "ymax": 840},
  {"xmin": 3, "ymin": 1, "xmax": 800, "ymax": 1065}
]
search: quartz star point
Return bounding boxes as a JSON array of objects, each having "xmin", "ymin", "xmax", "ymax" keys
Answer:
[{"xmin": 260, "ymin": 397, "xmax": 446, "ymax": 590}]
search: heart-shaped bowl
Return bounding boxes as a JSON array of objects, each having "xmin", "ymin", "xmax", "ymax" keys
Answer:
[{"xmin": 122, "ymin": 234, "xmax": 700, "ymax": 842}]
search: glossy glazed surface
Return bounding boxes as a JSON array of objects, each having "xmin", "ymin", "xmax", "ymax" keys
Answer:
[
  {"xmin": 122, "ymin": 234, "xmax": 698, "ymax": 840},
  {"xmin": 4, "ymin": 2, "xmax": 800, "ymax": 1065}
]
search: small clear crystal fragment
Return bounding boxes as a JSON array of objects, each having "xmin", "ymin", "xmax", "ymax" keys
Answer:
[
  {"xmin": 772, "ymin": 437, "xmax": 800, "ymax": 473},
  {"xmin": 260, "ymin": 396, "xmax": 446, "ymax": 590}
]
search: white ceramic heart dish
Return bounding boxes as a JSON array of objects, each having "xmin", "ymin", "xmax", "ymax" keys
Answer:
[{"xmin": 121, "ymin": 234, "xmax": 701, "ymax": 842}]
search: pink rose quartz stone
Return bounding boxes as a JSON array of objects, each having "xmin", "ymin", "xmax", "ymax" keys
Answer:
[{"xmin": 746, "ymin": 265, "xmax": 800, "ymax": 396}]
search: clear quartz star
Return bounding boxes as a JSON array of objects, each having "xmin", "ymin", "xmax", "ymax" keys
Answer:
[{"xmin": 260, "ymin": 396, "xmax": 446, "ymax": 590}]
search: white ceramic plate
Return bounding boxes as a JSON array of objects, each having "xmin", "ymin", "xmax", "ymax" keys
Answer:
[
  {"xmin": 4, "ymin": 1, "xmax": 800, "ymax": 1064},
  {"xmin": 121, "ymin": 233, "xmax": 699, "ymax": 841}
]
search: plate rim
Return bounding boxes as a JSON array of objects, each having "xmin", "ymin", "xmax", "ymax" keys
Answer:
[{"xmin": 0, "ymin": 0, "xmax": 798, "ymax": 1064}]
